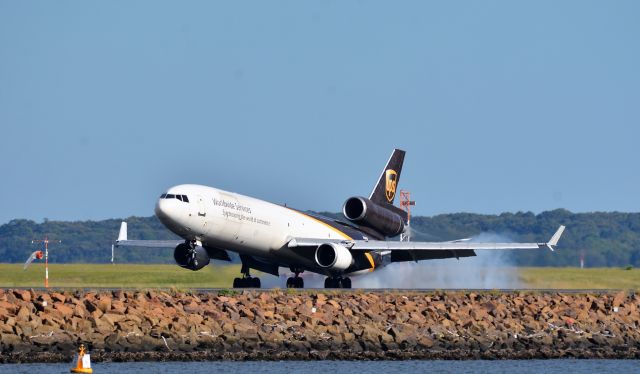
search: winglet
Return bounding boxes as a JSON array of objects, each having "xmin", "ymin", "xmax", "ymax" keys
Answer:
[
  {"xmin": 117, "ymin": 221, "xmax": 128, "ymax": 242},
  {"xmin": 545, "ymin": 225, "xmax": 565, "ymax": 251}
]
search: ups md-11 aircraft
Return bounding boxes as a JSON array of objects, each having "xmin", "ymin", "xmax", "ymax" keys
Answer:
[{"xmin": 116, "ymin": 149, "xmax": 564, "ymax": 288}]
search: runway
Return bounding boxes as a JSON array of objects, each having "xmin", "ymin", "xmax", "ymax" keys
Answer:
[{"xmin": 3, "ymin": 287, "xmax": 633, "ymax": 294}]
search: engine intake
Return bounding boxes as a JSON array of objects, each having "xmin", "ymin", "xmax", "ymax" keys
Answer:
[
  {"xmin": 315, "ymin": 243, "xmax": 353, "ymax": 271},
  {"xmin": 174, "ymin": 243, "xmax": 210, "ymax": 271},
  {"xmin": 343, "ymin": 196, "xmax": 406, "ymax": 237}
]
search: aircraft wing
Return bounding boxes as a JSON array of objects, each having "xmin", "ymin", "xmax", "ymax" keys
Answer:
[
  {"xmin": 114, "ymin": 222, "xmax": 183, "ymax": 248},
  {"xmin": 289, "ymin": 225, "xmax": 565, "ymax": 252}
]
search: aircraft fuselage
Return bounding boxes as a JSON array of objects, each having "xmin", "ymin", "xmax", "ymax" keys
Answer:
[{"xmin": 155, "ymin": 184, "xmax": 367, "ymax": 274}]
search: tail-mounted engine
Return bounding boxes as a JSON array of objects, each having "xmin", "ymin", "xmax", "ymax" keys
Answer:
[
  {"xmin": 315, "ymin": 243, "xmax": 353, "ymax": 271},
  {"xmin": 174, "ymin": 242, "xmax": 210, "ymax": 271},
  {"xmin": 343, "ymin": 196, "xmax": 406, "ymax": 237}
]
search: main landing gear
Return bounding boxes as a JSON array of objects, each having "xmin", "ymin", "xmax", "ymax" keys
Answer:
[
  {"xmin": 286, "ymin": 270, "xmax": 304, "ymax": 288},
  {"xmin": 324, "ymin": 277, "xmax": 352, "ymax": 289},
  {"xmin": 233, "ymin": 276, "xmax": 261, "ymax": 288},
  {"xmin": 233, "ymin": 267, "xmax": 261, "ymax": 288}
]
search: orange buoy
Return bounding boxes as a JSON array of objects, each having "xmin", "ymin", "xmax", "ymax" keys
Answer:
[{"xmin": 70, "ymin": 344, "xmax": 93, "ymax": 373}]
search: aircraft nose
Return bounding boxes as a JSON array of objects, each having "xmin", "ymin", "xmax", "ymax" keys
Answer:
[{"xmin": 155, "ymin": 198, "xmax": 172, "ymax": 221}]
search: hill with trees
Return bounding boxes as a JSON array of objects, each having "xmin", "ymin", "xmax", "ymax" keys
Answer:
[{"xmin": 1, "ymin": 209, "xmax": 638, "ymax": 267}]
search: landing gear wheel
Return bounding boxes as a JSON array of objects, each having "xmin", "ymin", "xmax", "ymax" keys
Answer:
[
  {"xmin": 324, "ymin": 277, "xmax": 351, "ymax": 289},
  {"xmin": 233, "ymin": 276, "xmax": 261, "ymax": 288},
  {"xmin": 251, "ymin": 277, "xmax": 261, "ymax": 288},
  {"xmin": 286, "ymin": 276, "xmax": 304, "ymax": 288},
  {"xmin": 324, "ymin": 277, "xmax": 338, "ymax": 288},
  {"xmin": 340, "ymin": 277, "xmax": 352, "ymax": 289},
  {"xmin": 286, "ymin": 269, "xmax": 305, "ymax": 289}
]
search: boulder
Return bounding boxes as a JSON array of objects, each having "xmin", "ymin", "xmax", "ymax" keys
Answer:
[
  {"xmin": 16, "ymin": 306, "xmax": 31, "ymax": 321},
  {"xmin": 13, "ymin": 290, "xmax": 31, "ymax": 302},
  {"xmin": 97, "ymin": 296, "xmax": 112, "ymax": 313},
  {"xmin": 0, "ymin": 300, "xmax": 17, "ymax": 314},
  {"xmin": 50, "ymin": 293, "xmax": 66, "ymax": 303},
  {"xmin": 53, "ymin": 303, "xmax": 74, "ymax": 317},
  {"xmin": 0, "ymin": 319, "xmax": 15, "ymax": 333},
  {"xmin": 110, "ymin": 300, "xmax": 127, "ymax": 315},
  {"xmin": 612, "ymin": 291, "xmax": 627, "ymax": 309},
  {"xmin": 84, "ymin": 299, "xmax": 98, "ymax": 313},
  {"xmin": 102, "ymin": 313, "xmax": 126, "ymax": 326}
]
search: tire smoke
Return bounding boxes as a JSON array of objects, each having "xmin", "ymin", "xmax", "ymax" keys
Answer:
[{"xmin": 351, "ymin": 232, "xmax": 523, "ymax": 289}]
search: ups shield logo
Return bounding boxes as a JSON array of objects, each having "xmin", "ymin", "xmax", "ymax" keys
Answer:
[{"xmin": 385, "ymin": 169, "xmax": 397, "ymax": 202}]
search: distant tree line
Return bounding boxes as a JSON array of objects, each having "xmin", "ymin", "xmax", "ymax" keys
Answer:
[{"xmin": 1, "ymin": 209, "xmax": 639, "ymax": 267}]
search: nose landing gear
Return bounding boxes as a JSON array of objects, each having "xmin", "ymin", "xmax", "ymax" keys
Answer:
[{"xmin": 324, "ymin": 276, "xmax": 351, "ymax": 289}]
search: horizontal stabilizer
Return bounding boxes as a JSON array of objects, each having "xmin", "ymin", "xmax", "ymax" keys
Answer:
[
  {"xmin": 115, "ymin": 221, "xmax": 183, "ymax": 248},
  {"xmin": 115, "ymin": 239, "xmax": 184, "ymax": 248}
]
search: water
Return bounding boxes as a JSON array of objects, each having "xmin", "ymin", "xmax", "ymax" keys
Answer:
[{"xmin": 2, "ymin": 360, "xmax": 639, "ymax": 373}]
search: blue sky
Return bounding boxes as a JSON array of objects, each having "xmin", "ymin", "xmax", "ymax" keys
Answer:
[{"xmin": 1, "ymin": 1, "xmax": 638, "ymax": 224}]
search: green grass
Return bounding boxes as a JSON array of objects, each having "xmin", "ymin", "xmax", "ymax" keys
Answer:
[
  {"xmin": 0, "ymin": 264, "xmax": 638, "ymax": 290},
  {"xmin": 518, "ymin": 267, "xmax": 640, "ymax": 290},
  {"xmin": 0, "ymin": 263, "xmax": 243, "ymax": 288}
]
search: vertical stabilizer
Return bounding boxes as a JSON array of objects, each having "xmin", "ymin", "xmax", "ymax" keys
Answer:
[{"xmin": 369, "ymin": 149, "xmax": 406, "ymax": 205}]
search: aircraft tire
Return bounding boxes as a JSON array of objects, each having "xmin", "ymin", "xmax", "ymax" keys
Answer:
[
  {"xmin": 287, "ymin": 277, "xmax": 304, "ymax": 288},
  {"xmin": 340, "ymin": 277, "xmax": 352, "ymax": 289},
  {"xmin": 251, "ymin": 277, "xmax": 261, "ymax": 288},
  {"xmin": 233, "ymin": 278, "xmax": 241, "ymax": 288},
  {"xmin": 324, "ymin": 277, "xmax": 339, "ymax": 288}
]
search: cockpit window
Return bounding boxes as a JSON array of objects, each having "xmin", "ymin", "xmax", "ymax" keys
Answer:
[{"xmin": 161, "ymin": 193, "xmax": 189, "ymax": 202}]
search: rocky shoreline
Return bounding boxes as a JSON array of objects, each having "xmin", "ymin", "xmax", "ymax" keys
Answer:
[{"xmin": 1, "ymin": 289, "xmax": 639, "ymax": 363}]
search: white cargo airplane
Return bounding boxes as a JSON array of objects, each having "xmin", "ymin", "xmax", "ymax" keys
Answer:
[{"xmin": 116, "ymin": 149, "xmax": 564, "ymax": 289}]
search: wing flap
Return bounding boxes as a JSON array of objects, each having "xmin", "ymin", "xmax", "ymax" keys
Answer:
[
  {"xmin": 390, "ymin": 249, "xmax": 476, "ymax": 262},
  {"xmin": 350, "ymin": 241, "xmax": 542, "ymax": 251}
]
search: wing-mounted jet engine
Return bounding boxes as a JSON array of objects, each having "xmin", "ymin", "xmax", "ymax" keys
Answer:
[
  {"xmin": 174, "ymin": 242, "xmax": 210, "ymax": 271},
  {"xmin": 314, "ymin": 242, "xmax": 354, "ymax": 271}
]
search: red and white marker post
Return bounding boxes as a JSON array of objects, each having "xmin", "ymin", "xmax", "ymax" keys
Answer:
[{"xmin": 31, "ymin": 237, "xmax": 61, "ymax": 288}]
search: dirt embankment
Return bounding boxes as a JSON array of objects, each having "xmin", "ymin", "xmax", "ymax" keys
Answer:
[{"xmin": 0, "ymin": 288, "xmax": 639, "ymax": 363}]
